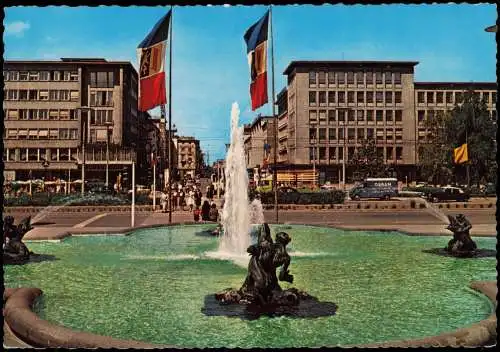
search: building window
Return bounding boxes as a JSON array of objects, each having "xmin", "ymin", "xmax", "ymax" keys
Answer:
[
  {"xmin": 7, "ymin": 90, "xmax": 19, "ymax": 100},
  {"xmin": 492, "ymin": 92, "xmax": 497, "ymax": 104},
  {"xmin": 7, "ymin": 110, "xmax": 19, "ymax": 120},
  {"xmin": 347, "ymin": 91, "xmax": 355, "ymax": 103},
  {"xmin": 365, "ymin": 128, "xmax": 373, "ymax": 139},
  {"xmin": 395, "ymin": 110, "xmax": 402, "ymax": 123},
  {"xmin": 384, "ymin": 72, "xmax": 392, "ymax": 84},
  {"xmin": 386, "ymin": 129, "xmax": 394, "ymax": 141},
  {"xmin": 394, "ymin": 72, "xmax": 401, "ymax": 84},
  {"xmin": 318, "ymin": 71, "xmax": 326, "ymax": 85},
  {"xmin": 376, "ymin": 128, "xmax": 384, "ymax": 141},
  {"xmin": 59, "ymin": 129, "xmax": 69, "ymax": 139},
  {"xmin": 338, "ymin": 147, "xmax": 344, "ymax": 160},
  {"xmin": 436, "ymin": 92, "xmax": 444, "ymax": 104},
  {"xmin": 28, "ymin": 109, "xmax": 38, "ymax": 120},
  {"xmin": 375, "ymin": 72, "xmax": 383, "ymax": 84},
  {"xmin": 70, "ymin": 90, "xmax": 79, "ymax": 101},
  {"xmin": 319, "ymin": 147, "xmax": 326, "ymax": 160},
  {"xmin": 357, "ymin": 110, "xmax": 364, "ymax": 121},
  {"xmin": 338, "ymin": 91, "xmax": 345, "ymax": 103},
  {"xmin": 28, "ymin": 130, "xmax": 38, "ymax": 140},
  {"xmin": 328, "ymin": 72, "xmax": 335, "ymax": 84},
  {"xmin": 19, "ymin": 90, "xmax": 28, "ymax": 100},
  {"xmin": 28, "ymin": 148, "xmax": 38, "ymax": 161},
  {"xmin": 348, "ymin": 147, "xmax": 355, "ymax": 160},
  {"xmin": 318, "ymin": 128, "xmax": 326, "ymax": 141},
  {"xmin": 366, "ymin": 91, "xmax": 373, "ymax": 103},
  {"xmin": 309, "ymin": 147, "xmax": 316, "ymax": 161},
  {"xmin": 50, "ymin": 90, "xmax": 60, "ymax": 101},
  {"xmin": 7, "ymin": 129, "xmax": 17, "ymax": 139},
  {"xmin": 10, "ymin": 71, "xmax": 19, "ymax": 81},
  {"xmin": 309, "ymin": 110, "xmax": 318, "ymax": 123},
  {"xmin": 328, "ymin": 91, "xmax": 335, "ymax": 105},
  {"xmin": 348, "ymin": 110, "xmax": 355, "ymax": 122},
  {"xmin": 386, "ymin": 146, "xmax": 393, "ymax": 160},
  {"xmin": 70, "ymin": 129, "xmax": 78, "ymax": 139},
  {"xmin": 29, "ymin": 89, "xmax": 38, "ymax": 100},
  {"xmin": 366, "ymin": 72, "xmax": 373, "ymax": 84},
  {"xmin": 356, "ymin": 72, "xmax": 364, "ymax": 85},
  {"xmin": 18, "ymin": 130, "xmax": 28, "ymax": 140},
  {"xmin": 329, "ymin": 128, "xmax": 336, "ymax": 140},
  {"xmin": 338, "ymin": 110, "xmax": 346, "ymax": 122},
  {"xmin": 49, "ymin": 110, "xmax": 59, "ymax": 120},
  {"xmin": 49, "ymin": 129, "xmax": 58, "ymax": 140},
  {"xmin": 309, "ymin": 71, "xmax": 316, "ymax": 85},
  {"xmin": 39, "ymin": 90, "xmax": 49, "ymax": 100},
  {"xmin": 396, "ymin": 146, "xmax": 403, "ymax": 160},
  {"xmin": 366, "ymin": 110, "xmax": 374, "ymax": 122},
  {"xmin": 60, "ymin": 90, "xmax": 70, "ymax": 101},
  {"xmin": 19, "ymin": 71, "xmax": 29, "ymax": 81},
  {"xmin": 417, "ymin": 92, "xmax": 425, "ymax": 103},
  {"xmin": 395, "ymin": 128, "xmax": 403, "ymax": 142},
  {"xmin": 347, "ymin": 72, "xmax": 354, "ymax": 84},
  {"xmin": 338, "ymin": 128, "xmax": 344, "ymax": 140},
  {"xmin": 357, "ymin": 128, "xmax": 365, "ymax": 140},
  {"xmin": 386, "ymin": 110, "xmax": 393, "ymax": 122},
  {"xmin": 376, "ymin": 91, "xmax": 383, "ymax": 103},
  {"xmin": 418, "ymin": 110, "xmax": 425, "ymax": 122},
  {"xmin": 395, "ymin": 91, "xmax": 402, "ymax": 103},
  {"xmin": 40, "ymin": 71, "xmax": 50, "ymax": 81},
  {"xmin": 427, "ymin": 92, "xmax": 434, "ymax": 104},
  {"xmin": 385, "ymin": 91, "xmax": 393, "ymax": 104},
  {"xmin": 376, "ymin": 110, "xmax": 383, "ymax": 122},
  {"xmin": 38, "ymin": 129, "xmax": 49, "ymax": 139},
  {"xmin": 328, "ymin": 110, "xmax": 336, "ymax": 124},
  {"xmin": 19, "ymin": 109, "xmax": 28, "ymax": 120},
  {"xmin": 309, "ymin": 91, "xmax": 317, "ymax": 105},
  {"xmin": 445, "ymin": 92, "xmax": 452, "ymax": 103},
  {"xmin": 319, "ymin": 110, "xmax": 327, "ymax": 124},
  {"xmin": 329, "ymin": 147, "xmax": 336, "ymax": 160},
  {"xmin": 347, "ymin": 128, "xmax": 355, "ymax": 140},
  {"xmin": 70, "ymin": 71, "xmax": 79, "ymax": 81},
  {"xmin": 39, "ymin": 109, "xmax": 49, "ymax": 120},
  {"xmin": 319, "ymin": 91, "xmax": 327, "ymax": 105},
  {"xmin": 29, "ymin": 72, "xmax": 39, "ymax": 81},
  {"xmin": 357, "ymin": 91, "xmax": 364, "ymax": 103},
  {"xmin": 337, "ymin": 72, "xmax": 345, "ymax": 84},
  {"xmin": 60, "ymin": 110, "xmax": 70, "ymax": 120}
]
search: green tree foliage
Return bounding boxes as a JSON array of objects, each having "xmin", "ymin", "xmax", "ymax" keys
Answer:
[
  {"xmin": 349, "ymin": 138, "xmax": 387, "ymax": 180},
  {"xmin": 446, "ymin": 90, "xmax": 496, "ymax": 185},
  {"xmin": 418, "ymin": 90, "xmax": 496, "ymax": 185},
  {"xmin": 417, "ymin": 110, "xmax": 453, "ymax": 185}
]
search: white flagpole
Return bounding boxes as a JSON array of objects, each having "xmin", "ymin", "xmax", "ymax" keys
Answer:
[
  {"xmin": 131, "ymin": 161, "xmax": 135, "ymax": 227},
  {"xmin": 269, "ymin": 6, "xmax": 278, "ymax": 223},
  {"xmin": 153, "ymin": 157, "xmax": 156, "ymax": 211}
]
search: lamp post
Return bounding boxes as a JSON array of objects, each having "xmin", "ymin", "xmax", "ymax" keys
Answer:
[{"xmin": 77, "ymin": 107, "xmax": 91, "ymax": 196}]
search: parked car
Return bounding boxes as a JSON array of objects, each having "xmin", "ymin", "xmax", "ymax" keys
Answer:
[
  {"xmin": 349, "ymin": 178, "xmax": 398, "ymax": 201},
  {"xmin": 320, "ymin": 183, "xmax": 336, "ymax": 191},
  {"xmin": 427, "ymin": 186, "xmax": 470, "ymax": 203}
]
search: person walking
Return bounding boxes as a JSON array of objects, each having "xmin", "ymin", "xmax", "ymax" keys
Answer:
[
  {"xmin": 193, "ymin": 205, "xmax": 201, "ymax": 222},
  {"xmin": 209, "ymin": 203, "xmax": 219, "ymax": 222},
  {"xmin": 195, "ymin": 189, "xmax": 202, "ymax": 208},
  {"xmin": 186, "ymin": 188, "xmax": 195, "ymax": 212},
  {"xmin": 201, "ymin": 200, "xmax": 211, "ymax": 221},
  {"xmin": 160, "ymin": 191, "xmax": 167, "ymax": 213}
]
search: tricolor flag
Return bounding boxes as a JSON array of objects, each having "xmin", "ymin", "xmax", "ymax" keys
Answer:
[
  {"xmin": 244, "ymin": 11, "xmax": 269, "ymax": 111},
  {"xmin": 137, "ymin": 11, "xmax": 171, "ymax": 112},
  {"xmin": 453, "ymin": 143, "xmax": 468, "ymax": 164}
]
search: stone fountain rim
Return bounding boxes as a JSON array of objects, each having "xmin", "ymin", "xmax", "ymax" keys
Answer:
[
  {"xmin": 5, "ymin": 222, "xmax": 497, "ymax": 348},
  {"xmin": 3, "ymin": 281, "xmax": 496, "ymax": 349}
]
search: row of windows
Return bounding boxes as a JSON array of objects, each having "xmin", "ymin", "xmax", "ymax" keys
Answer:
[
  {"xmin": 4, "ymin": 89, "xmax": 80, "ymax": 101},
  {"xmin": 89, "ymin": 90, "xmax": 114, "ymax": 107},
  {"xmin": 3, "ymin": 148, "xmax": 78, "ymax": 162},
  {"xmin": 416, "ymin": 109, "xmax": 498, "ymax": 123},
  {"xmin": 309, "ymin": 109, "xmax": 404, "ymax": 124},
  {"xmin": 309, "ymin": 90, "xmax": 403, "ymax": 105},
  {"xmin": 89, "ymin": 71, "xmax": 115, "ymax": 88},
  {"xmin": 3, "ymin": 70, "xmax": 79, "ymax": 82},
  {"xmin": 4, "ymin": 108, "xmax": 78, "ymax": 120},
  {"xmin": 309, "ymin": 71, "xmax": 402, "ymax": 86},
  {"xmin": 416, "ymin": 90, "xmax": 497, "ymax": 104},
  {"xmin": 5, "ymin": 128, "xmax": 79, "ymax": 140},
  {"xmin": 309, "ymin": 146, "xmax": 404, "ymax": 161},
  {"xmin": 309, "ymin": 127, "xmax": 404, "ymax": 142}
]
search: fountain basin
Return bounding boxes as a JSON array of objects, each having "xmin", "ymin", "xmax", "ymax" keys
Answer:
[{"xmin": 4, "ymin": 224, "xmax": 496, "ymax": 348}]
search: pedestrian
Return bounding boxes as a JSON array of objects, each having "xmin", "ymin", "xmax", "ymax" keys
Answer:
[
  {"xmin": 193, "ymin": 205, "xmax": 201, "ymax": 222},
  {"xmin": 195, "ymin": 189, "xmax": 202, "ymax": 208},
  {"xmin": 173, "ymin": 188, "xmax": 178, "ymax": 210},
  {"xmin": 160, "ymin": 192, "xmax": 167, "ymax": 213},
  {"xmin": 186, "ymin": 188, "xmax": 195, "ymax": 212},
  {"xmin": 201, "ymin": 200, "xmax": 211, "ymax": 221},
  {"xmin": 209, "ymin": 203, "xmax": 219, "ymax": 222},
  {"xmin": 179, "ymin": 188, "xmax": 185, "ymax": 210}
]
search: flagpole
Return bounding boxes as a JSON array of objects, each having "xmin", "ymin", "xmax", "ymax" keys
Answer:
[
  {"xmin": 153, "ymin": 157, "xmax": 156, "ymax": 210},
  {"xmin": 168, "ymin": 6, "xmax": 173, "ymax": 224},
  {"xmin": 269, "ymin": 6, "xmax": 279, "ymax": 224}
]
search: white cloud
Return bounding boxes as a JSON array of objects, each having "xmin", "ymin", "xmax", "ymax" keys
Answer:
[{"xmin": 5, "ymin": 21, "xmax": 30, "ymax": 37}]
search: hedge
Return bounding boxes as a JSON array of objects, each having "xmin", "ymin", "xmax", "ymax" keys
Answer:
[
  {"xmin": 3, "ymin": 193, "xmax": 131, "ymax": 207},
  {"xmin": 255, "ymin": 190, "xmax": 345, "ymax": 205}
]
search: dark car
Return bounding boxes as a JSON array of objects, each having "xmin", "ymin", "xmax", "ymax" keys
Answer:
[{"xmin": 427, "ymin": 186, "xmax": 470, "ymax": 203}]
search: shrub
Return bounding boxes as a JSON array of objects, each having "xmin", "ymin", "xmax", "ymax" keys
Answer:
[{"xmin": 259, "ymin": 190, "xmax": 345, "ymax": 205}]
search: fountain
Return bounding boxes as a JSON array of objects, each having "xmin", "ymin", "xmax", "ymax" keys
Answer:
[{"xmin": 3, "ymin": 216, "xmax": 34, "ymax": 264}]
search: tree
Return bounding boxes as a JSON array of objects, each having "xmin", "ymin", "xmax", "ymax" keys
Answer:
[
  {"xmin": 417, "ymin": 109, "xmax": 453, "ymax": 185},
  {"xmin": 349, "ymin": 138, "xmax": 387, "ymax": 180},
  {"xmin": 445, "ymin": 90, "xmax": 496, "ymax": 186}
]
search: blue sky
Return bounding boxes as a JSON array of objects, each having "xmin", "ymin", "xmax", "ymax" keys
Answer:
[{"xmin": 4, "ymin": 4, "xmax": 497, "ymax": 162}]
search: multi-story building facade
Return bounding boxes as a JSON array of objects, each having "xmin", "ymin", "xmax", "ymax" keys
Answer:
[
  {"xmin": 243, "ymin": 115, "xmax": 276, "ymax": 170},
  {"xmin": 3, "ymin": 58, "xmax": 153, "ymax": 187},
  {"xmin": 274, "ymin": 60, "xmax": 497, "ymax": 184},
  {"xmin": 173, "ymin": 136, "xmax": 202, "ymax": 180}
]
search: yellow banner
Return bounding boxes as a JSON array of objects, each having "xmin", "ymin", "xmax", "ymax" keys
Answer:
[{"xmin": 454, "ymin": 143, "xmax": 468, "ymax": 164}]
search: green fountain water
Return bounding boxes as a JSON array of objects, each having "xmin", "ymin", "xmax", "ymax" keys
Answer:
[{"xmin": 5, "ymin": 224, "xmax": 496, "ymax": 348}]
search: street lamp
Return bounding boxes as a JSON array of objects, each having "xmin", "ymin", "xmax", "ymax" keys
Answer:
[{"xmin": 76, "ymin": 107, "xmax": 91, "ymax": 196}]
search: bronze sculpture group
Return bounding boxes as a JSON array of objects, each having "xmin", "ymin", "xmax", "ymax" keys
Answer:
[
  {"xmin": 215, "ymin": 223, "xmax": 312, "ymax": 311},
  {"xmin": 445, "ymin": 214, "xmax": 477, "ymax": 257},
  {"xmin": 3, "ymin": 216, "xmax": 34, "ymax": 264}
]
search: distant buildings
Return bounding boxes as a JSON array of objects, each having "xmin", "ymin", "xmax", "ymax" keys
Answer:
[
  {"xmin": 3, "ymin": 58, "xmax": 204, "ymax": 187},
  {"xmin": 243, "ymin": 60, "xmax": 497, "ymax": 185}
]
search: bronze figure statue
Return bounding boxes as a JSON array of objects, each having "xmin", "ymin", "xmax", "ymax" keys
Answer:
[
  {"xmin": 3, "ymin": 216, "xmax": 34, "ymax": 264},
  {"xmin": 445, "ymin": 214, "xmax": 477, "ymax": 257}
]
